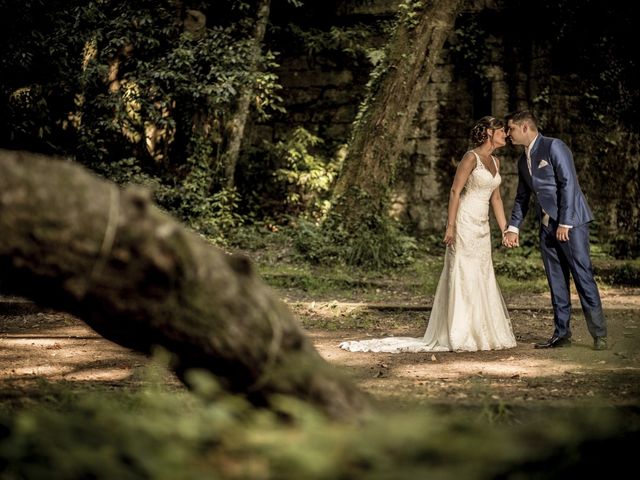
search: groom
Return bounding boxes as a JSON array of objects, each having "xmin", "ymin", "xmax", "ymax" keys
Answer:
[{"xmin": 502, "ymin": 110, "xmax": 608, "ymax": 351}]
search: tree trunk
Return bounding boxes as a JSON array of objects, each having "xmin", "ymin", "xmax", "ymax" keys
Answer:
[
  {"xmin": 223, "ymin": 0, "xmax": 271, "ymax": 189},
  {"xmin": 332, "ymin": 0, "xmax": 462, "ymax": 218},
  {"xmin": 0, "ymin": 149, "xmax": 369, "ymax": 420}
]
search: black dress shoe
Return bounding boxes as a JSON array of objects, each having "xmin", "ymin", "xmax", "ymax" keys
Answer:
[
  {"xmin": 593, "ymin": 336, "xmax": 608, "ymax": 351},
  {"xmin": 534, "ymin": 336, "xmax": 571, "ymax": 349}
]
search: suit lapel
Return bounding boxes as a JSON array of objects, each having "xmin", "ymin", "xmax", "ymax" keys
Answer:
[{"xmin": 529, "ymin": 135, "xmax": 544, "ymax": 173}]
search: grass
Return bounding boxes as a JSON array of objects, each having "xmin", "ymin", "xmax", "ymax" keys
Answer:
[
  {"xmin": 246, "ymin": 226, "xmax": 639, "ymax": 304},
  {"xmin": 255, "ymin": 243, "xmax": 552, "ymax": 302}
]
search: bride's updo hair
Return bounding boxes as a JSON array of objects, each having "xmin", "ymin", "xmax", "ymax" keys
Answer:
[{"xmin": 470, "ymin": 116, "xmax": 504, "ymax": 146}]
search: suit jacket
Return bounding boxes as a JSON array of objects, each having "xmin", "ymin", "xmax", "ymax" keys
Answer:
[{"xmin": 509, "ymin": 135, "xmax": 593, "ymax": 228}]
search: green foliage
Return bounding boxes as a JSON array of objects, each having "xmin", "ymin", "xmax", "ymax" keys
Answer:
[
  {"xmin": 609, "ymin": 263, "xmax": 640, "ymax": 286},
  {"xmin": 226, "ymin": 223, "xmax": 288, "ymax": 252},
  {"xmin": 70, "ymin": 6, "xmax": 258, "ymax": 168},
  {"xmin": 397, "ymin": 0, "xmax": 426, "ymax": 29},
  {"xmin": 272, "ymin": 127, "xmax": 341, "ymax": 220},
  {"xmin": 594, "ymin": 260, "xmax": 640, "ymax": 286},
  {"xmin": 609, "ymin": 233, "xmax": 640, "ymax": 260},
  {"xmin": 91, "ymin": 156, "xmax": 161, "ymax": 188},
  {"xmin": 253, "ymin": 50, "xmax": 287, "ymax": 120},
  {"xmin": 410, "ymin": 253, "xmax": 445, "ymax": 295},
  {"xmin": 175, "ymin": 183, "xmax": 243, "ymax": 241},
  {"xmin": 531, "ymin": 85, "xmax": 552, "ymax": 111},
  {"xmin": 0, "ymin": 380, "xmax": 247, "ymax": 480},
  {"xmin": 494, "ymin": 256, "xmax": 543, "ymax": 282},
  {"xmin": 90, "ymin": 138, "xmax": 242, "ymax": 242},
  {"xmin": 235, "ymin": 127, "xmax": 345, "ymax": 222},
  {"xmin": 345, "ymin": 214, "xmax": 418, "ymax": 269},
  {"xmin": 292, "ymin": 218, "xmax": 345, "ymax": 264},
  {"xmin": 263, "ymin": 270, "xmax": 362, "ymax": 300},
  {"xmin": 286, "ymin": 23, "xmax": 379, "ymax": 62},
  {"xmin": 0, "ymin": 376, "xmax": 637, "ymax": 479},
  {"xmin": 0, "ymin": 0, "xmax": 288, "ymax": 237},
  {"xmin": 294, "ymin": 211, "xmax": 418, "ymax": 270}
]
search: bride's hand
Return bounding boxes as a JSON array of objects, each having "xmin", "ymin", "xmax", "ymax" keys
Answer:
[{"xmin": 443, "ymin": 225, "xmax": 455, "ymax": 247}]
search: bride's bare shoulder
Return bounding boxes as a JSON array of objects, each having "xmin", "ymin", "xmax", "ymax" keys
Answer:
[{"xmin": 460, "ymin": 150, "xmax": 478, "ymax": 165}]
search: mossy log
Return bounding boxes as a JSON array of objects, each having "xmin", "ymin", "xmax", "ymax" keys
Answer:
[{"xmin": 0, "ymin": 149, "xmax": 370, "ymax": 419}]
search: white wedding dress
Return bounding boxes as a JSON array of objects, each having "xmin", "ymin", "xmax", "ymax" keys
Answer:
[{"xmin": 340, "ymin": 152, "xmax": 517, "ymax": 352}]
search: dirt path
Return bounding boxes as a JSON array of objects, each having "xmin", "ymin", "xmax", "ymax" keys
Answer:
[
  {"xmin": 298, "ymin": 287, "xmax": 640, "ymax": 408},
  {"xmin": 1, "ymin": 288, "xmax": 639, "ymax": 409}
]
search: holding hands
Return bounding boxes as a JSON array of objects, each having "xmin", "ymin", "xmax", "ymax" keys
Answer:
[
  {"xmin": 502, "ymin": 227, "xmax": 570, "ymax": 249},
  {"xmin": 502, "ymin": 231, "xmax": 519, "ymax": 248}
]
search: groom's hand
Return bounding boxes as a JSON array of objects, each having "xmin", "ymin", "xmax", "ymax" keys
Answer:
[
  {"xmin": 503, "ymin": 231, "xmax": 519, "ymax": 248},
  {"xmin": 556, "ymin": 226, "xmax": 570, "ymax": 242}
]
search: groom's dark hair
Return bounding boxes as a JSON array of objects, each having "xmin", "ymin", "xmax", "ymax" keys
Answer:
[{"xmin": 506, "ymin": 110, "xmax": 539, "ymax": 131}]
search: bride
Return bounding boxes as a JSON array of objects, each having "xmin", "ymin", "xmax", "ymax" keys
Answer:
[{"xmin": 340, "ymin": 116, "xmax": 517, "ymax": 352}]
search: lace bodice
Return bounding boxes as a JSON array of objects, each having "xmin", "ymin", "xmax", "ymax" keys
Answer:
[{"xmin": 462, "ymin": 151, "xmax": 501, "ymax": 204}]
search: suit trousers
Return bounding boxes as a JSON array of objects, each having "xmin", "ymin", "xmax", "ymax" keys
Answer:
[{"xmin": 539, "ymin": 221, "xmax": 607, "ymax": 339}]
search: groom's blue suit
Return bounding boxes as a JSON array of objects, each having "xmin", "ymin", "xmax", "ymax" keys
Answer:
[{"xmin": 509, "ymin": 135, "xmax": 607, "ymax": 340}]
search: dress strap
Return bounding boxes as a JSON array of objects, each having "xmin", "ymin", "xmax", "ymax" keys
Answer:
[
  {"xmin": 490, "ymin": 155, "xmax": 499, "ymax": 171},
  {"xmin": 469, "ymin": 150, "xmax": 481, "ymax": 164}
]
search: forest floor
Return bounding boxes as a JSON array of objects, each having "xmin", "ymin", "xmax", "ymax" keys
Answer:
[
  {"xmin": 295, "ymin": 288, "xmax": 640, "ymax": 411},
  {"xmin": 1, "ymin": 277, "xmax": 639, "ymax": 417}
]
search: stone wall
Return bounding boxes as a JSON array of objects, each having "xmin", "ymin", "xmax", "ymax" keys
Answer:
[{"xmin": 248, "ymin": 0, "xmax": 638, "ymax": 248}]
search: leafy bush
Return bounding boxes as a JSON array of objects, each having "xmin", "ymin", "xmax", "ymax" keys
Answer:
[
  {"xmin": 272, "ymin": 128, "xmax": 341, "ymax": 220},
  {"xmin": 494, "ymin": 256, "xmax": 543, "ymax": 281},
  {"xmin": 594, "ymin": 261, "xmax": 640, "ymax": 286},
  {"xmin": 294, "ymin": 213, "xmax": 417, "ymax": 270}
]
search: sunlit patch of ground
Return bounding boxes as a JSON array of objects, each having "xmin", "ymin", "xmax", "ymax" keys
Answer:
[
  {"xmin": 300, "ymin": 290, "xmax": 640, "ymax": 407},
  {"xmin": 0, "ymin": 288, "xmax": 639, "ymax": 409},
  {"xmin": 0, "ymin": 318, "xmax": 149, "ymax": 384}
]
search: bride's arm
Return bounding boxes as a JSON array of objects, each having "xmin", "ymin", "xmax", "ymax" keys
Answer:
[
  {"xmin": 490, "ymin": 158, "xmax": 508, "ymax": 232},
  {"xmin": 490, "ymin": 187, "xmax": 508, "ymax": 233},
  {"xmin": 444, "ymin": 152, "xmax": 476, "ymax": 246}
]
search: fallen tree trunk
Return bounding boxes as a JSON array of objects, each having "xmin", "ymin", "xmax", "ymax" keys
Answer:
[{"xmin": 0, "ymin": 149, "xmax": 370, "ymax": 419}]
